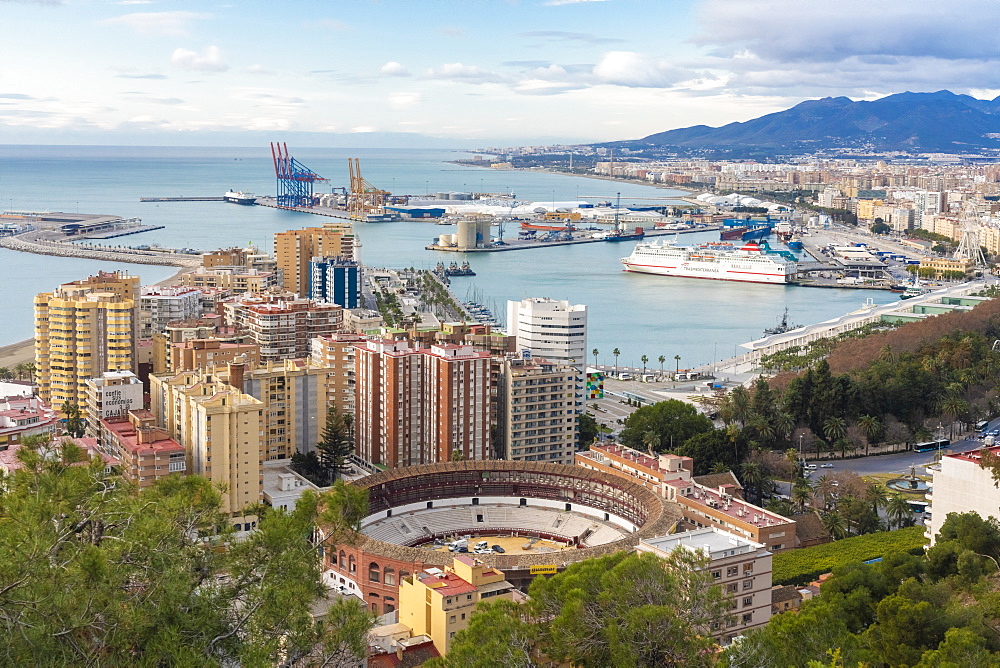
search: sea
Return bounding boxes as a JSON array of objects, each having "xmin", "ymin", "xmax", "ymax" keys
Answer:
[{"xmin": 0, "ymin": 145, "xmax": 891, "ymax": 368}]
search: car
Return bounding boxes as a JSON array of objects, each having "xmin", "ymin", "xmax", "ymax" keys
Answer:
[
  {"xmin": 820, "ymin": 463, "xmax": 834, "ymax": 468},
  {"xmin": 456, "ymin": 546, "xmax": 468, "ymax": 553},
  {"xmin": 492, "ymin": 545, "xmax": 505, "ymax": 553},
  {"xmin": 806, "ymin": 464, "xmax": 818, "ymax": 470}
]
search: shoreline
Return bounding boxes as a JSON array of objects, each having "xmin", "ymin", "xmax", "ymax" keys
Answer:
[
  {"xmin": 0, "ymin": 338, "xmax": 35, "ymax": 370},
  {"xmin": 449, "ymin": 161, "xmax": 699, "ymax": 198}
]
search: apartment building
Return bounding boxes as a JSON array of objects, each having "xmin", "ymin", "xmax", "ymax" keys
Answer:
[
  {"xmin": 165, "ymin": 338, "xmax": 261, "ymax": 374},
  {"xmin": 636, "ymin": 527, "xmax": 773, "ymax": 643},
  {"xmin": 355, "ymin": 340, "xmax": 491, "ymax": 468},
  {"xmin": 311, "ymin": 333, "xmax": 364, "ymax": 415},
  {"xmin": 139, "ymin": 286, "xmax": 202, "ymax": 339},
  {"xmin": 497, "ymin": 356, "xmax": 578, "ymax": 464},
  {"xmin": 398, "ymin": 556, "xmax": 516, "ymax": 656},
  {"xmin": 97, "ymin": 409, "xmax": 186, "ymax": 489},
  {"xmin": 150, "ymin": 315, "xmax": 247, "ymax": 373},
  {"xmin": 576, "ymin": 443, "xmax": 797, "ymax": 551},
  {"xmin": 274, "ymin": 224, "xmax": 355, "ymax": 296},
  {"xmin": 34, "ymin": 271, "xmax": 139, "ymax": 413},
  {"xmin": 926, "ymin": 445, "xmax": 1000, "ymax": 544},
  {"xmin": 179, "ymin": 267, "xmax": 277, "ymax": 293},
  {"xmin": 150, "ymin": 369, "xmax": 264, "ymax": 528},
  {"xmin": 309, "ymin": 256, "xmax": 361, "ymax": 308},
  {"xmin": 0, "ymin": 395, "xmax": 60, "ymax": 449},
  {"xmin": 84, "ymin": 370, "xmax": 144, "ymax": 436},
  {"xmin": 506, "ymin": 298, "xmax": 587, "ymax": 369},
  {"xmin": 223, "ymin": 295, "xmax": 344, "ymax": 361}
]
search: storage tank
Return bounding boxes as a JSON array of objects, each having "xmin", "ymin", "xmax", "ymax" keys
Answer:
[
  {"xmin": 476, "ymin": 219, "xmax": 492, "ymax": 246},
  {"xmin": 436, "ymin": 192, "xmax": 451, "ymax": 200},
  {"xmin": 456, "ymin": 220, "xmax": 477, "ymax": 249},
  {"xmin": 438, "ymin": 234, "xmax": 455, "ymax": 247}
]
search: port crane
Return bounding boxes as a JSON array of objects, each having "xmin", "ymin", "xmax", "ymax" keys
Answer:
[
  {"xmin": 347, "ymin": 158, "xmax": 390, "ymax": 221},
  {"xmin": 270, "ymin": 142, "xmax": 328, "ymax": 208}
]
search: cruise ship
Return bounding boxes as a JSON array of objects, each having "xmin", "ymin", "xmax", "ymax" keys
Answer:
[{"xmin": 621, "ymin": 240, "xmax": 797, "ymax": 284}]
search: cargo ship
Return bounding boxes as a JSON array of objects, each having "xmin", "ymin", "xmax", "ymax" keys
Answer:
[
  {"xmin": 621, "ymin": 240, "xmax": 797, "ymax": 284},
  {"xmin": 520, "ymin": 222, "xmax": 575, "ymax": 232},
  {"xmin": 224, "ymin": 190, "xmax": 257, "ymax": 205}
]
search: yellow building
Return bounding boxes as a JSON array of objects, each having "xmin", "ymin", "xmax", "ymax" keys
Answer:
[
  {"xmin": 179, "ymin": 267, "xmax": 277, "ymax": 293},
  {"xmin": 854, "ymin": 198, "xmax": 885, "ymax": 222},
  {"xmin": 149, "ymin": 369, "xmax": 264, "ymax": 528},
  {"xmin": 273, "ymin": 224, "xmax": 355, "ymax": 296},
  {"xmin": 34, "ymin": 271, "xmax": 139, "ymax": 413},
  {"xmin": 398, "ymin": 556, "xmax": 516, "ymax": 656},
  {"xmin": 918, "ymin": 256, "xmax": 974, "ymax": 279},
  {"xmin": 310, "ymin": 333, "xmax": 364, "ymax": 416}
]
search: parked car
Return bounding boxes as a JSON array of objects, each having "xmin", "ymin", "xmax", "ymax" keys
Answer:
[
  {"xmin": 820, "ymin": 463, "xmax": 834, "ymax": 468},
  {"xmin": 492, "ymin": 545, "xmax": 505, "ymax": 553}
]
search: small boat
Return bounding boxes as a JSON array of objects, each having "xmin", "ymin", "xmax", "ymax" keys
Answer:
[{"xmin": 900, "ymin": 286, "xmax": 927, "ymax": 300}]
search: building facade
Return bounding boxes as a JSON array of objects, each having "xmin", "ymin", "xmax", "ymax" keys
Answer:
[
  {"xmin": 355, "ymin": 340, "xmax": 491, "ymax": 468},
  {"xmin": 576, "ymin": 443, "xmax": 797, "ymax": 551},
  {"xmin": 150, "ymin": 369, "xmax": 264, "ymax": 528},
  {"xmin": 139, "ymin": 286, "xmax": 202, "ymax": 339},
  {"xmin": 34, "ymin": 271, "xmax": 139, "ymax": 413},
  {"xmin": 505, "ymin": 298, "xmax": 587, "ymax": 369},
  {"xmin": 0, "ymin": 396, "xmax": 60, "ymax": 449},
  {"xmin": 636, "ymin": 527, "xmax": 773, "ymax": 643},
  {"xmin": 498, "ymin": 356, "xmax": 578, "ymax": 464},
  {"xmin": 274, "ymin": 224, "xmax": 355, "ymax": 296},
  {"xmin": 223, "ymin": 296, "xmax": 344, "ymax": 361},
  {"xmin": 309, "ymin": 256, "xmax": 361, "ymax": 308},
  {"xmin": 97, "ymin": 409, "xmax": 186, "ymax": 489},
  {"xmin": 310, "ymin": 333, "xmax": 364, "ymax": 415},
  {"xmin": 84, "ymin": 370, "xmax": 144, "ymax": 436},
  {"xmin": 926, "ymin": 445, "xmax": 1000, "ymax": 543}
]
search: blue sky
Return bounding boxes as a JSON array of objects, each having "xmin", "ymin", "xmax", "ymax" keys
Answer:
[{"xmin": 3, "ymin": 0, "xmax": 1000, "ymax": 146}]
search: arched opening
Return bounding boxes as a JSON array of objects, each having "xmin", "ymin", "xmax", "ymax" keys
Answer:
[
  {"xmin": 384, "ymin": 566, "xmax": 396, "ymax": 586},
  {"xmin": 369, "ymin": 561, "xmax": 381, "ymax": 583}
]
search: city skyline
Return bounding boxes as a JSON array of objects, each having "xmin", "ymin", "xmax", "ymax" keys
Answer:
[{"xmin": 4, "ymin": 0, "xmax": 1000, "ymax": 146}]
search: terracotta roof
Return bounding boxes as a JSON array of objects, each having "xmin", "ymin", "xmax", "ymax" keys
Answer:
[
  {"xmin": 693, "ymin": 471, "xmax": 745, "ymax": 494},
  {"xmin": 771, "ymin": 585, "xmax": 802, "ymax": 604},
  {"xmin": 791, "ymin": 512, "xmax": 831, "ymax": 545}
]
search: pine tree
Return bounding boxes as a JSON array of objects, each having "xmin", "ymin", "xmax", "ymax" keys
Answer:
[{"xmin": 316, "ymin": 405, "xmax": 353, "ymax": 484}]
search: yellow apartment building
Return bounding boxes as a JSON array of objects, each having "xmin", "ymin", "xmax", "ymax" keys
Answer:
[
  {"xmin": 150, "ymin": 369, "xmax": 264, "ymax": 529},
  {"xmin": 273, "ymin": 223, "xmax": 355, "ymax": 296},
  {"xmin": 34, "ymin": 271, "xmax": 139, "ymax": 414},
  {"xmin": 398, "ymin": 556, "xmax": 516, "ymax": 656}
]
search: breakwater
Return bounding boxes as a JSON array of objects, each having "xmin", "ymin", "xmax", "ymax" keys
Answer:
[{"xmin": 0, "ymin": 235, "xmax": 201, "ymax": 268}]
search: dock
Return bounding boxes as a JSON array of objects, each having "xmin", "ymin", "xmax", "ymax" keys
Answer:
[
  {"xmin": 78, "ymin": 225, "xmax": 165, "ymax": 240},
  {"xmin": 255, "ymin": 198, "xmax": 355, "ymax": 220},
  {"xmin": 425, "ymin": 226, "xmax": 720, "ymax": 253},
  {"xmin": 140, "ymin": 196, "xmax": 225, "ymax": 202}
]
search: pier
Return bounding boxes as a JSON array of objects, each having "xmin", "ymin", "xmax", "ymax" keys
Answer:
[
  {"xmin": 255, "ymin": 198, "xmax": 355, "ymax": 220},
  {"xmin": 139, "ymin": 196, "xmax": 225, "ymax": 202},
  {"xmin": 425, "ymin": 226, "xmax": 720, "ymax": 253}
]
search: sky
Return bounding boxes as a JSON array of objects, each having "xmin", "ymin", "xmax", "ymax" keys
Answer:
[{"xmin": 3, "ymin": 0, "xmax": 1000, "ymax": 147}]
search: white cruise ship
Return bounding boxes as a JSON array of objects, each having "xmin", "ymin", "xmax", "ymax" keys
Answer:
[{"xmin": 621, "ymin": 240, "xmax": 797, "ymax": 284}]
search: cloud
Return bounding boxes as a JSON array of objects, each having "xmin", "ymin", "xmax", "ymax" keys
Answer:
[
  {"xmin": 0, "ymin": 0, "xmax": 62, "ymax": 4},
  {"xmin": 696, "ymin": 0, "xmax": 1000, "ymax": 63},
  {"xmin": 519, "ymin": 30, "xmax": 624, "ymax": 45},
  {"xmin": 388, "ymin": 92, "xmax": 422, "ymax": 109},
  {"xmin": 352, "ymin": 126, "xmax": 376, "ymax": 133},
  {"xmin": 0, "ymin": 93, "xmax": 36, "ymax": 100},
  {"xmin": 246, "ymin": 64, "xmax": 275, "ymax": 75},
  {"xmin": 241, "ymin": 92, "xmax": 305, "ymax": 107},
  {"xmin": 123, "ymin": 94, "xmax": 185, "ymax": 105},
  {"xmin": 502, "ymin": 60, "xmax": 552, "ymax": 68},
  {"xmin": 100, "ymin": 11, "xmax": 209, "ymax": 36},
  {"xmin": 379, "ymin": 61, "xmax": 410, "ymax": 77},
  {"xmin": 545, "ymin": 0, "xmax": 609, "ymax": 4},
  {"xmin": 592, "ymin": 51, "xmax": 688, "ymax": 87},
  {"xmin": 426, "ymin": 63, "xmax": 505, "ymax": 84},
  {"xmin": 171, "ymin": 46, "xmax": 229, "ymax": 72},
  {"xmin": 115, "ymin": 73, "xmax": 167, "ymax": 79}
]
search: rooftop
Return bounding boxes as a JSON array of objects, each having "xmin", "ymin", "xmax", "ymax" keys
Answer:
[
  {"xmin": 414, "ymin": 569, "xmax": 476, "ymax": 597},
  {"xmin": 680, "ymin": 482, "xmax": 793, "ymax": 528},
  {"xmin": 639, "ymin": 527, "xmax": 764, "ymax": 559}
]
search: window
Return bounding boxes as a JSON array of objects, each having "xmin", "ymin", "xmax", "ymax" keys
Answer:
[
  {"xmin": 743, "ymin": 597, "xmax": 753, "ymax": 607},
  {"xmin": 743, "ymin": 579, "xmax": 753, "ymax": 590},
  {"xmin": 742, "ymin": 613, "xmax": 753, "ymax": 624},
  {"xmin": 349, "ymin": 556, "xmax": 356, "ymax": 574},
  {"xmin": 384, "ymin": 567, "xmax": 395, "ymax": 586},
  {"xmin": 727, "ymin": 566, "xmax": 738, "ymax": 577},
  {"xmin": 450, "ymin": 615, "xmax": 456, "ymax": 624},
  {"xmin": 728, "ymin": 583, "xmax": 739, "ymax": 593},
  {"xmin": 711, "ymin": 570, "xmax": 722, "ymax": 580},
  {"xmin": 743, "ymin": 563, "xmax": 753, "ymax": 574},
  {"xmin": 467, "ymin": 595, "xmax": 473, "ymax": 601}
]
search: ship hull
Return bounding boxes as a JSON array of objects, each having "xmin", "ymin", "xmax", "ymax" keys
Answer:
[{"xmin": 621, "ymin": 261, "xmax": 791, "ymax": 284}]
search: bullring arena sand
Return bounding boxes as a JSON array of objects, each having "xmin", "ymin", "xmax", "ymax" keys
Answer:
[{"xmin": 425, "ymin": 534, "xmax": 577, "ymax": 554}]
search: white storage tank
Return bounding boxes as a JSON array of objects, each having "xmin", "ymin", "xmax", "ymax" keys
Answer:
[
  {"xmin": 476, "ymin": 219, "xmax": 492, "ymax": 245},
  {"xmin": 456, "ymin": 220, "xmax": 477, "ymax": 249}
]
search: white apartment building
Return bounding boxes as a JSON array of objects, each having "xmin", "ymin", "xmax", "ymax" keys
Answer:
[
  {"xmin": 636, "ymin": 527, "xmax": 773, "ymax": 643},
  {"xmin": 139, "ymin": 286, "xmax": 202, "ymax": 339},
  {"xmin": 926, "ymin": 446, "xmax": 1000, "ymax": 544},
  {"xmin": 505, "ymin": 298, "xmax": 587, "ymax": 370}
]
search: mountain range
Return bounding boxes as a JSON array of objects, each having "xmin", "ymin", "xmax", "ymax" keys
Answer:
[{"xmin": 629, "ymin": 91, "xmax": 1000, "ymax": 155}]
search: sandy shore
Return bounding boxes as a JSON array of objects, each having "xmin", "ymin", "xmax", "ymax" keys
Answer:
[{"xmin": 0, "ymin": 339, "xmax": 34, "ymax": 369}]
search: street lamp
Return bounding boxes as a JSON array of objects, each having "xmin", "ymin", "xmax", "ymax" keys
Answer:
[{"xmin": 799, "ymin": 433, "xmax": 804, "ymax": 468}]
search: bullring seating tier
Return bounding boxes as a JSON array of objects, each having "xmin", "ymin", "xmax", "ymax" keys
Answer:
[{"xmin": 361, "ymin": 503, "xmax": 630, "ymax": 547}]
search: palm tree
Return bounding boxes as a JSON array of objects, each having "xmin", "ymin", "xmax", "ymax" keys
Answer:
[
  {"xmin": 886, "ymin": 494, "xmax": 914, "ymax": 529},
  {"xmin": 791, "ymin": 485, "xmax": 812, "ymax": 513},
  {"xmin": 640, "ymin": 355, "xmax": 649, "ymax": 375},
  {"xmin": 864, "ymin": 483, "xmax": 889, "ymax": 516},
  {"xmin": 658, "ymin": 355, "xmax": 666, "ymax": 379},
  {"xmin": 822, "ymin": 511, "xmax": 847, "ymax": 540},
  {"xmin": 814, "ymin": 475, "xmax": 835, "ymax": 510},
  {"xmin": 612, "ymin": 348, "xmax": 620, "ymax": 378},
  {"xmin": 592, "ymin": 348, "xmax": 599, "ymax": 368},
  {"xmin": 642, "ymin": 430, "xmax": 661, "ymax": 453},
  {"xmin": 749, "ymin": 414, "xmax": 776, "ymax": 447},
  {"xmin": 710, "ymin": 461, "xmax": 729, "ymax": 474},
  {"xmin": 939, "ymin": 395, "xmax": 969, "ymax": 440},
  {"xmin": 0, "ymin": 367, "xmax": 10, "ymax": 382},
  {"xmin": 774, "ymin": 412, "xmax": 796, "ymax": 444},
  {"xmin": 857, "ymin": 415, "xmax": 883, "ymax": 456},
  {"xmin": 823, "ymin": 417, "xmax": 847, "ymax": 455},
  {"xmin": 739, "ymin": 460, "xmax": 767, "ymax": 504},
  {"xmin": 729, "ymin": 386, "xmax": 752, "ymax": 428},
  {"xmin": 674, "ymin": 354, "xmax": 681, "ymax": 376},
  {"xmin": 13, "ymin": 363, "xmax": 28, "ymax": 380}
]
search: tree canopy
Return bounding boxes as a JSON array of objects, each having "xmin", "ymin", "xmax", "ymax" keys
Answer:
[{"xmin": 619, "ymin": 399, "xmax": 714, "ymax": 453}]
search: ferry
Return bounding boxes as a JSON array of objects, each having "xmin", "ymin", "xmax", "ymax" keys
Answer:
[
  {"xmin": 621, "ymin": 240, "xmax": 797, "ymax": 284},
  {"xmin": 224, "ymin": 190, "xmax": 257, "ymax": 205}
]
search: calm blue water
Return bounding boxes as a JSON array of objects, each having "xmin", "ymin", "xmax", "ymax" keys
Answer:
[{"xmin": 0, "ymin": 146, "xmax": 890, "ymax": 366}]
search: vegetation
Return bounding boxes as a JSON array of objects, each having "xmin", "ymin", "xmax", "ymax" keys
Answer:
[
  {"xmin": 60, "ymin": 401, "xmax": 86, "ymax": 438},
  {"xmin": 618, "ymin": 399, "xmax": 714, "ymax": 454},
  {"xmin": 0, "ymin": 435, "xmax": 374, "ymax": 665},
  {"xmin": 724, "ymin": 512, "xmax": 1000, "ymax": 667},
  {"xmin": 577, "ymin": 412, "xmax": 600, "ymax": 447},
  {"xmin": 772, "ymin": 526, "xmax": 927, "ymax": 585},
  {"xmin": 432, "ymin": 549, "xmax": 731, "ymax": 668}
]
